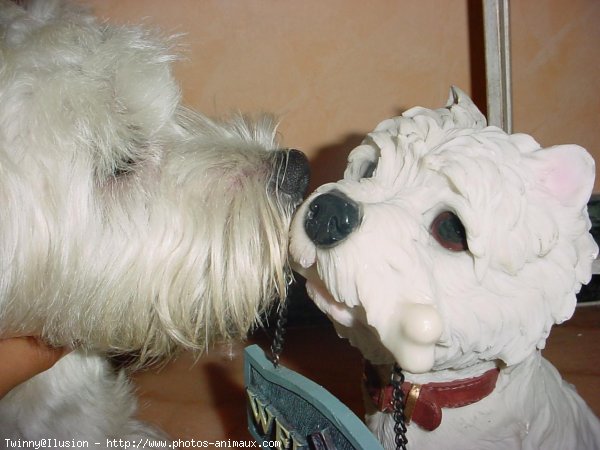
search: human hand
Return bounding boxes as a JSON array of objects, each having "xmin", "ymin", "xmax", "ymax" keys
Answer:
[{"xmin": 0, "ymin": 337, "xmax": 70, "ymax": 399}]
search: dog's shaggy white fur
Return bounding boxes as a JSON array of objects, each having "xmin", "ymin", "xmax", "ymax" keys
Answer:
[
  {"xmin": 291, "ymin": 88, "xmax": 600, "ymax": 449},
  {"xmin": 0, "ymin": 0, "xmax": 308, "ymax": 442}
]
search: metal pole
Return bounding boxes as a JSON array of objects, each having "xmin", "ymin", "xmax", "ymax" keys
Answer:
[{"xmin": 483, "ymin": 0, "xmax": 512, "ymax": 133}]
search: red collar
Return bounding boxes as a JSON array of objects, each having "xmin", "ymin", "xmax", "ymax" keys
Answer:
[{"xmin": 363, "ymin": 361, "xmax": 500, "ymax": 431}]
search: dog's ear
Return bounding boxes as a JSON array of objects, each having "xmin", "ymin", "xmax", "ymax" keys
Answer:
[{"xmin": 530, "ymin": 145, "xmax": 595, "ymax": 208}]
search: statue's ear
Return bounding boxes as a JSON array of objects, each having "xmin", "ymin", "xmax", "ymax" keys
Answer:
[
  {"xmin": 445, "ymin": 86, "xmax": 487, "ymax": 129},
  {"xmin": 530, "ymin": 144, "xmax": 595, "ymax": 208}
]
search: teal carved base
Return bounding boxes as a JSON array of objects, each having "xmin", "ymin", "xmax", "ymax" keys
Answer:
[{"xmin": 244, "ymin": 344, "xmax": 383, "ymax": 450}]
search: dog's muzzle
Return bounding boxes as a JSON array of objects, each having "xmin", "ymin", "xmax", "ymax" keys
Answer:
[
  {"xmin": 275, "ymin": 149, "xmax": 310, "ymax": 204},
  {"xmin": 304, "ymin": 190, "xmax": 361, "ymax": 247}
]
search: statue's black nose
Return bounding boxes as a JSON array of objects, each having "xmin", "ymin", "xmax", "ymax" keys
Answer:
[
  {"xmin": 275, "ymin": 149, "xmax": 310, "ymax": 202},
  {"xmin": 304, "ymin": 190, "xmax": 361, "ymax": 248}
]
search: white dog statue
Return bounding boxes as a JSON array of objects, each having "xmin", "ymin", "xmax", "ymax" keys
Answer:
[
  {"xmin": 0, "ymin": 0, "xmax": 308, "ymax": 443},
  {"xmin": 291, "ymin": 87, "xmax": 600, "ymax": 449}
]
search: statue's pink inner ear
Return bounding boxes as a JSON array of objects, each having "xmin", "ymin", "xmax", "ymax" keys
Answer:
[{"xmin": 533, "ymin": 145, "xmax": 595, "ymax": 208}]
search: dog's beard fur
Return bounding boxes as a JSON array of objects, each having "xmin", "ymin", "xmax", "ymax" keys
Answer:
[{"xmin": 0, "ymin": 0, "xmax": 305, "ymax": 365}]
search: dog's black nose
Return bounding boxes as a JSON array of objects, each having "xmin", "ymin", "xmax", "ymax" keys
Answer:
[
  {"xmin": 304, "ymin": 190, "xmax": 361, "ymax": 248},
  {"xmin": 275, "ymin": 149, "xmax": 310, "ymax": 202}
]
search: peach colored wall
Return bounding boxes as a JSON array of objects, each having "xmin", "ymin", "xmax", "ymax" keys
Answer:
[{"xmin": 81, "ymin": 0, "xmax": 600, "ymax": 192}]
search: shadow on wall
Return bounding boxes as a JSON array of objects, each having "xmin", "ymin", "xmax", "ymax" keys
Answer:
[
  {"xmin": 467, "ymin": 0, "xmax": 487, "ymax": 118},
  {"xmin": 308, "ymin": 133, "xmax": 365, "ymax": 192}
]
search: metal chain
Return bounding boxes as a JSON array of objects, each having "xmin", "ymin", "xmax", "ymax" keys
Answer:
[
  {"xmin": 270, "ymin": 300, "xmax": 408, "ymax": 450},
  {"xmin": 269, "ymin": 298, "xmax": 289, "ymax": 367},
  {"xmin": 391, "ymin": 363, "xmax": 408, "ymax": 450}
]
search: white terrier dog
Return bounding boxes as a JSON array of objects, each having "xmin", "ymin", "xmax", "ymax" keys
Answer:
[
  {"xmin": 291, "ymin": 87, "xmax": 600, "ymax": 449},
  {"xmin": 0, "ymin": 0, "xmax": 308, "ymax": 443}
]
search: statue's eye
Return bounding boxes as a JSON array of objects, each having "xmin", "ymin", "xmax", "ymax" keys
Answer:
[{"xmin": 430, "ymin": 211, "xmax": 468, "ymax": 252}]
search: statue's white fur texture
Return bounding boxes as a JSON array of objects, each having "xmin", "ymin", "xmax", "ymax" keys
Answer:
[
  {"xmin": 291, "ymin": 87, "xmax": 600, "ymax": 449},
  {"xmin": 0, "ymin": 0, "xmax": 308, "ymax": 442}
]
